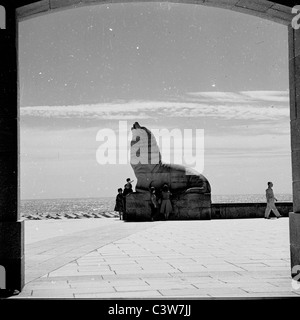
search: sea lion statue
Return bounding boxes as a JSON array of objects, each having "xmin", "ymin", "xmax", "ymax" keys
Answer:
[
  {"xmin": 124, "ymin": 122, "xmax": 211, "ymax": 220},
  {"xmin": 130, "ymin": 122, "xmax": 211, "ymax": 194}
]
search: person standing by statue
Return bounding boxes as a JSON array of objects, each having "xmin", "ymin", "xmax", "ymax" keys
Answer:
[
  {"xmin": 122, "ymin": 178, "xmax": 133, "ymax": 218},
  {"xmin": 150, "ymin": 187, "xmax": 159, "ymax": 221},
  {"xmin": 114, "ymin": 188, "xmax": 124, "ymax": 220},
  {"xmin": 265, "ymin": 182, "xmax": 282, "ymax": 219},
  {"xmin": 123, "ymin": 178, "xmax": 133, "ymax": 196},
  {"xmin": 160, "ymin": 184, "xmax": 172, "ymax": 220}
]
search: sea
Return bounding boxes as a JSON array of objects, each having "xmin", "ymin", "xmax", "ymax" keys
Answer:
[{"xmin": 20, "ymin": 193, "xmax": 293, "ymax": 220}]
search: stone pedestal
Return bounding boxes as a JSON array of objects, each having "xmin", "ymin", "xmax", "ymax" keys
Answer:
[
  {"xmin": 125, "ymin": 193, "xmax": 152, "ymax": 221},
  {"xmin": 125, "ymin": 192, "xmax": 211, "ymax": 221}
]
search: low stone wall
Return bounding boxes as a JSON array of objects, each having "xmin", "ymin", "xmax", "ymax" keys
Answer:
[
  {"xmin": 171, "ymin": 193, "xmax": 211, "ymax": 220},
  {"xmin": 211, "ymin": 202, "xmax": 293, "ymax": 219}
]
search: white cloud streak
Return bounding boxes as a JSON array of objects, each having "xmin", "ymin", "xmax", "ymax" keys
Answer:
[
  {"xmin": 20, "ymin": 91, "xmax": 289, "ymax": 121},
  {"xmin": 186, "ymin": 90, "xmax": 289, "ymax": 103}
]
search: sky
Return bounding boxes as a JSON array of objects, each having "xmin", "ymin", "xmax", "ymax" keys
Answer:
[{"xmin": 19, "ymin": 2, "xmax": 291, "ymax": 200}]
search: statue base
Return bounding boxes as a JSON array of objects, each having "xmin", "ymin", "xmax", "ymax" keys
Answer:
[{"xmin": 124, "ymin": 191, "xmax": 211, "ymax": 221}]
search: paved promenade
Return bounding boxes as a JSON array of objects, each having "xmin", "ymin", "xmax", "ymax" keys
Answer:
[{"xmin": 11, "ymin": 217, "xmax": 300, "ymax": 298}]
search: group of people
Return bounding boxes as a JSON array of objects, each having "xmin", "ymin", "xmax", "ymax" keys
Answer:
[
  {"xmin": 149, "ymin": 184, "xmax": 173, "ymax": 221},
  {"xmin": 114, "ymin": 178, "xmax": 173, "ymax": 221},
  {"xmin": 115, "ymin": 179, "xmax": 283, "ymax": 220}
]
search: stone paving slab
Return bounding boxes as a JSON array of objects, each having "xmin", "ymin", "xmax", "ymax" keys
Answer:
[
  {"xmin": 10, "ymin": 217, "xmax": 300, "ymax": 299},
  {"xmin": 23, "ymin": 218, "xmax": 157, "ymax": 283}
]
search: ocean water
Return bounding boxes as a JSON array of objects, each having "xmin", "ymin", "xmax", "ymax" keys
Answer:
[
  {"xmin": 20, "ymin": 197, "xmax": 116, "ymax": 219},
  {"xmin": 20, "ymin": 193, "xmax": 292, "ymax": 220}
]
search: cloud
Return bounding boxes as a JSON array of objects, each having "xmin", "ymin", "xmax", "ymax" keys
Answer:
[
  {"xmin": 171, "ymin": 104, "xmax": 288, "ymax": 121},
  {"xmin": 20, "ymin": 90, "xmax": 289, "ymax": 122},
  {"xmin": 240, "ymin": 91, "xmax": 289, "ymax": 103},
  {"xmin": 186, "ymin": 90, "xmax": 289, "ymax": 104}
]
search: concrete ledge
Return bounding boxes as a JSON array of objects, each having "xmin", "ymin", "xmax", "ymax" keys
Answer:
[
  {"xmin": 212, "ymin": 202, "xmax": 293, "ymax": 219},
  {"xmin": 289, "ymin": 212, "xmax": 300, "ymax": 277}
]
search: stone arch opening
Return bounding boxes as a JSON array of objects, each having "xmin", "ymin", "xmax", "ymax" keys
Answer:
[
  {"xmin": 19, "ymin": 0, "xmax": 293, "ymax": 250},
  {"xmin": 0, "ymin": 5, "xmax": 5, "ymax": 29},
  {"xmin": 15, "ymin": 0, "xmax": 293, "ymax": 26}
]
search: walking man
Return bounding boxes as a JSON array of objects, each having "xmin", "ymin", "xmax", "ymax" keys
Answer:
[{"xmin": 265, "ymin": 182, "xmax": 282, "ymax": 219}]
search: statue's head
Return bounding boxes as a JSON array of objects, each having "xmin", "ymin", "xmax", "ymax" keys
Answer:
[
  {"xmin": 131, "ymin": 122, "xmax": 141, "ymax": 130},
  {"xmin": 130, "ymin": 122, "xmax": 161, "ymax": 169}
]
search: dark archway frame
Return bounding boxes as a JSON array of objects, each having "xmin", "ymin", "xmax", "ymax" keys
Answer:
[{"xmin": 0, "ymin": 0, "xmax": 299, "ymax": 291}]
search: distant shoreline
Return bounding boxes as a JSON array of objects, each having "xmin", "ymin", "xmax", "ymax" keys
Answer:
[
  {"xmin": 20, "ymin": 193, "xmax": 293, "ymax": 202},
  {"xmin": 20, "ymin": 196, "xmax": 115, "ymax": 202}
]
